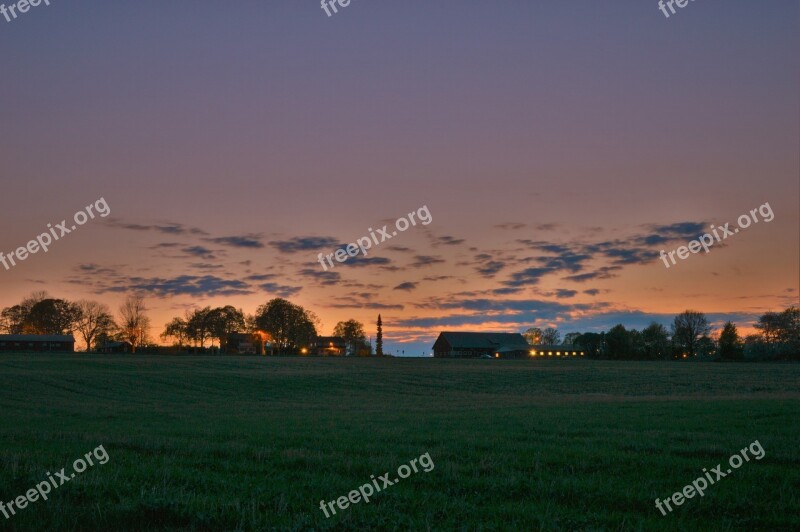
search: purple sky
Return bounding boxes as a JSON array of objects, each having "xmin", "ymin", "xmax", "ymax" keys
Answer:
[{"xmin": 1, "ymin": 1, "xmax": 797, "ymax": 355}]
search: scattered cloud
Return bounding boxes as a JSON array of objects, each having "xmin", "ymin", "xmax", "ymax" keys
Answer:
[{"xmin": 270, "ymin": 236, "xmax": 339, "ymax": 253}]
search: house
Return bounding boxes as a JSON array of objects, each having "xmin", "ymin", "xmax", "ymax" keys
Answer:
[
  {"xmin": 96, "ymin": 341, "xmax": 132, "ymax": 354},
  {"xmin": 528, "ymin": 345, "xmax": 585, "ymax": 358},
  {"xmin": 0, "ymin": 334, "xmax": 75, "ymax": 353},
  {"xmin": 433, "ymin": 332, "xmax": 530, "ymax": 359},
  {"xmin": 312, "ymin": 336, "xmax": 346, "ymax": 356},
  {"xmin": 226, "ymin": 332, "xmax": 273, "ymax": 355}
]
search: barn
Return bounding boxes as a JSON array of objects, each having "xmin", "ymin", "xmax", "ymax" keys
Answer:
[
  {"xmin": 0, "ymin": 334, "xmax": 75, "ymax": 353},
  {"xmin": 432, "ymin": 332, "xmax": 531, "ymax": 359}
]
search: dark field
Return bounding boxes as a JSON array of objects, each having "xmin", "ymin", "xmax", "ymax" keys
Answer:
[{"xmin": 0, "ymin": 355, "xmax": 798, "ymax": 531}]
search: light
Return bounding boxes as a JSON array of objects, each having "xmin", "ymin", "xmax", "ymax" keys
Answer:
[
  {"xmin": 495, "ymin": 353, "xmax": 500, "ymax": 358},
  {"xmin": 580, "ymin": 352, "xmax": 584, "ymax": 356},
  {"xmin": 529, "ymin": 350, "xmax": 535, "ymax": 356},
  {"xmin": 329, "ymin": 342, "xmax": 334, "ymax": 347},
  {"xmin": 548, "ymin": 351, "xmax": 553, "ymax": 356},
  {"xmin": 300, "ymin": 347, "xmax": 308, "ymax": 355},
  {"xmin": 556, "ymin": 351, "xmax": 561, "ymax": 356}
]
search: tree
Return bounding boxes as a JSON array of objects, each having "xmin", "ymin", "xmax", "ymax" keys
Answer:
[
  {"xmin": 74, "ymin": 300, "xmax": 116, "ymax": 352},
  {"xmin": 118, "ymin": 295, "xmax": 150, "ymax": 353},
  {"xmin": 186, "ymin": 307, "xmax": 213, "ymax": 348},
  {"xmin": 718, "ymin": 321, "xmax": 743, "ymax": 361},
  {"xmin": 207, "ymin": 306, "xmax": 246, "ymax": 352},
  {"xmin": 522, "ymin": 327, "xmax": 542, "ymax": 345},
  {"xmin": 562, "ymin": 332, "xmax": 581, "ymax": 345},
  {"xmin": 1, "ymin": 291, "xmax": 51, "ymax": 334},
  {"xmin": 753, "ymin": 307, "xmax": 800, "ymax": 360},
  {"xmin": 575, "ymin": 332, "xmax": 605, "ymax": 358},
  {"xmin": 605, "ymin": 324, "xmax": 631, "ymax": 359},
  {"xmin": 26, "ymin": 299, "xmax": 79, "ymax": 335},
  {"xmin": 376, "ymin": 314, "xmax": 383, "ymax": 356},
  {"xmin": 641, "ymin": 322, "xmax": 670, "ymax": 360},
  {"xmin": 541, "ymin": 327, "xmax": 560, "ymax": 345},
  {"xmin": 161, "ymin": 317, "xmax": 189, "ymax": 347},
  {"xmin": 0, "ymin": 305, "xmax": 30, "ymax": 334},
  {"xmin": 333, "ymin": 319, "xmax": 367, "ymax": 356},
  {"xmin": 255, "ymin": 298, "xmax": 318, "ymax": 353},
  {"xmin": 671, "ymin": 310, "xmax": 710, "ymax": 358}
]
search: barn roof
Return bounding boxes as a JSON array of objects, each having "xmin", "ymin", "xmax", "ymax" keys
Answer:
[
  {"xmin": 0, "ymin": 334, "xmax": 75, "ymax": 342},
  {"xmin": 436, "ymin": 332, "xmax": 529, "ymax": 350}
]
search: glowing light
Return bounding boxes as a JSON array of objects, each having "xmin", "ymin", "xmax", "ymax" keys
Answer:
[
  {"xmin": 495, "ymin": 353, "xmax": 500, "ymax": 358},
  {"xmin": 300, "ymin": 347, "xmax": 308, "ymax": 355}
]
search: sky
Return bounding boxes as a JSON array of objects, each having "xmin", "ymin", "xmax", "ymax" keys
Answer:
[{"xmin": 0, "ymin": 0, "xmax": 797, "ymax": 355}]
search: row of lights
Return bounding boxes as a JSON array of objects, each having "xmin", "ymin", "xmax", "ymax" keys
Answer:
[{"xmin": 529, "ymin": 350, "xmax": 584, "ymax": 357}]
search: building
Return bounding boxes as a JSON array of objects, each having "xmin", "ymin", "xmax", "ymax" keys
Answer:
[
  {"xmin": 226, "ymin": 332, "xmax": 273, "ymax": 355},
  {"xmin": 0, "ymin": 334, "xmax": 75, "ymax": 353},
  {"xmin": 312, "ymin": 336, "xmax": 347, "ymax": 356},
  {"xmin": 96, "ymin": 341, "xmax": 133, "ymax": 354},
  {"xmin": 528, "ymin": 345, "xmax": 584, "ymax": 358},
  {"xmin": 433, "ymin": 332, "xmax": 531, "ymax": 359}
]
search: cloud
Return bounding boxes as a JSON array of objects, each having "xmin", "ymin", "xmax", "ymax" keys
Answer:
[
  {"xmin": 502, "ymin": 267, "xmax": 554, "ymax": 287},
  {"xmin": 393, "ymin": 282, "xmax": 418, "ymax": 291},
  {"xmin": 189, "ymin": 263, "xmax": 224, "ymax": 270},
  {"xmin": 297, "ymin": 268, "xmax": 341, "ymax": 286},
  {"xmin": 583, "ymin": 289, "xmax": 601, "ymax": 296},
  {"xmin": 246, "ymin": 274, "xmax": 278, "ymax": 281},
  {"xmin": 206, "ymin": 235, "xmax": 264, "ymax": 249},
  {"xmin": 409, "ymin": 255, "xmax": 446, "ymax": 268},
  {"xmin": 476, "ymin": 260, "xmax": 505, "ymax": 278},
  {"xmin": 563, "ymin": 266, "xmax": 622, "ymax": 283},
  {"xmin": 269, "ymin": 236, "xmax": 339, "ymax": 253},
  {"xmin": 106, "ymin": 219, "xmax": 208, "ymax": 236},
  {"xmin": 343, "ymin": 256, "xmax": 393, "ymax": 268},
  {"xmin": 436, "ymin": 236, "xmax": 465, "ymax": 246},
  {"xmin": 329, "ymin": 302, "xmax": 404, "ymax": 310},
  {"xmin": 95, "ymin": 275, "xmax": 253, "ymax": 297},
  {"xmin": 494, "ymin": 223, "xmax": 526, "ymax": 230},
  {"xmin": 259, "ymin": 283, "xmax": 302, "ymax": 298},
  {"xmin": 182, "ymin": 246, "xmax": 217, "ymax": 259},
  {"xmin": 554, "ymin": 289, "xmax": 578, "ymax": 298}
]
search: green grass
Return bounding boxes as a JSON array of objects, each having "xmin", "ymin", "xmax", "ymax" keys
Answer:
[{"xmin": 0, "ymin": 355, "xmax": 797, "ymax": 531}]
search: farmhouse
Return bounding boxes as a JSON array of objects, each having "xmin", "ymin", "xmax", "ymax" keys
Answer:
[
  {"xmin": 0, "ymin": 334, "xmax": 75, "ymax": 353},
  {"xmin": 312, "ymin": 336, "xmax": 347, "ymax": 356},
  {"xmin": 433, "ymin": 332, "xmax": 530, "ymax": 359}
]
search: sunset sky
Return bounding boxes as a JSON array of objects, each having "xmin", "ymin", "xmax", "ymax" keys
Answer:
[{"xmin": 1, "ymin": 1, "xmax": 797, "ymax": 355}]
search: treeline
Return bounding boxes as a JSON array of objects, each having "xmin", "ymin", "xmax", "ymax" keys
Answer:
[
  {"xmin": 0, "ymin": 292, "xmax": 380, "ymax": 355},
  {"xmin": 524, "ymin": 307, "xmax": 799, "ymax": 362}
]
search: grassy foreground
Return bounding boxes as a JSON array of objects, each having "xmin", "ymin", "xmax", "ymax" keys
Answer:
[{"xmin": 0, "ymin": 355, "xmax": 797, "ymax": 531}]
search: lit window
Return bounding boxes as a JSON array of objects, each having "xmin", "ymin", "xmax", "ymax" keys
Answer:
[
  {"xmin": 548, "ymin": 351, "xmax": 553, "ymax": 356},
  {"xmin": 556, "ymin": 351, "xmax": 560, "ymax": 356}
]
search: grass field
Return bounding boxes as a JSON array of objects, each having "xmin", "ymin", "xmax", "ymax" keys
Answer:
[{"xmin": 0, "ymin": 355, "xmax": 797, "ymax": 531}]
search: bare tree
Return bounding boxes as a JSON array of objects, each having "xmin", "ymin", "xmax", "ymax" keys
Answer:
[
  {"xmin": 119, "ymin": 295, "xmax": 151, "ymax": 353},
  {"xmin": 671, "ymin": 310, "xmax": 710, "ymax": 357},
  {"xmin": 75, "ymin": 300, "xmax": 116, "ymax": 352},
  {"xmin": 542, "ymin": 327, "xmax": 561, "ymax": 345}
]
